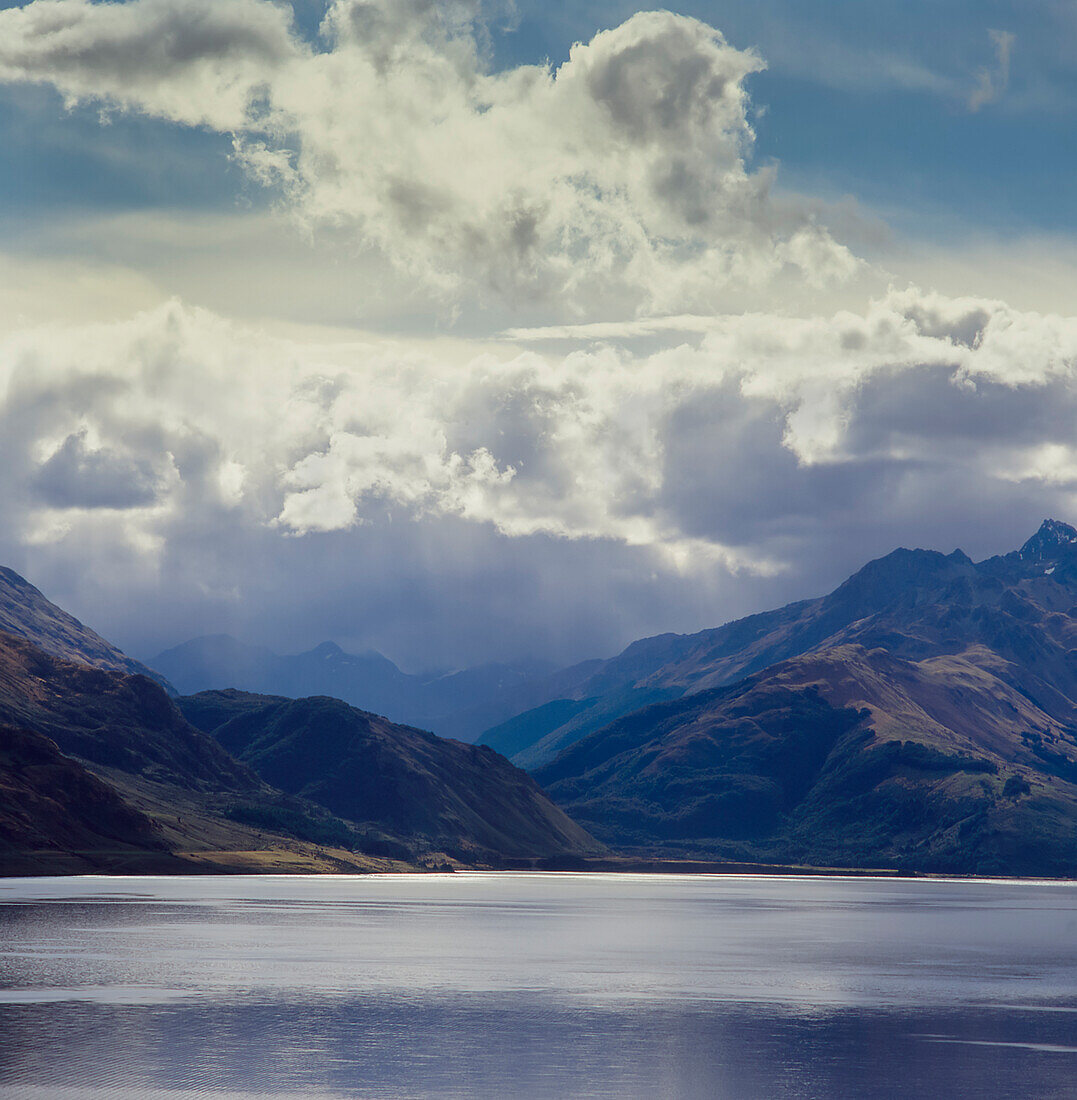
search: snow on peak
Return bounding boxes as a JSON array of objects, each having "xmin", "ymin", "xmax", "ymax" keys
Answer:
[{"xmin": 1019, "ymin": 518, "xmax": 1077, "ymax": 560}]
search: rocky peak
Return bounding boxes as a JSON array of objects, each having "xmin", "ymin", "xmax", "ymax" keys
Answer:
[{"xmin": 1018, "ymin": 519, "xmax": 1077, "ymax": 562}]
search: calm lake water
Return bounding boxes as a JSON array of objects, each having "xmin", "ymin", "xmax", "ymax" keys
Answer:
[{"xmin": 0, "ymin": 873, "xmax": 1075, "ymax": 1099}]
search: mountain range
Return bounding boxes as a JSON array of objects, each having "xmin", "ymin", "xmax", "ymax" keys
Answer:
[
  {"xmin": 5, "ymin": 520, "xmax": 1077, "ymax": 877},
  {"xmin": 484, "ymin": 520, "xmax": 1077, "ymax": 766},
  {"xmin": 510, "ymin": 520, "xmax": 1077, "ymax": 874},
  {"xmin": 150, "ymin": 634, "xmax": 569, "ymax": 742}
]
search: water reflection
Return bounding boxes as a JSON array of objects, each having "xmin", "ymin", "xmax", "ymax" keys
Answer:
[{"xmin": 0, "ymin": 873, "xmax": 1075, "ymax": 1098}]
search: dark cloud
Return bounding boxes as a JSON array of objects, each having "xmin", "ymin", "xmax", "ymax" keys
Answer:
[{"xmin": 33, "ymin": 430, "xmax": 161, "ymax": 509}]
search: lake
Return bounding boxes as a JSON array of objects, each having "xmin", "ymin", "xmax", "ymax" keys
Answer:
[{"xmin": 0, "ymin": 873, "xmax": 1075, "ymax": 1098}]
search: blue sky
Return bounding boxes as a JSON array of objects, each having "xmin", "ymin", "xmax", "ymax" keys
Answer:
[{"xmin": 0, "ymin": 0, "xmax": 1076, "ymax": 670}]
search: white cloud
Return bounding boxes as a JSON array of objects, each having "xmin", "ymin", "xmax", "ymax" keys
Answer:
[
  {"xmin": 0, "ymin": 0, "xmax": 858, "ymax": 314},
  {"xmin": 0, "ymin": 1, "xmax": 1071, "ymax": 668},
  {"xmin": 0, "ymin": 284, "xmax": 1073, "ymax": 662},
  {"xmin": 0, "ymin": 0, "xmax": 300, "ymax": 128},
  {"xmin": 2, "ymin": 287, "xmax": 1077, "ymax": 564}
]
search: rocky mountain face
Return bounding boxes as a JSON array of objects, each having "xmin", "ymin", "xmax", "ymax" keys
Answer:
[
  {"xmin": 522, "ymin": 520, "xmax": 1077, "ymax": 875},
  {"xmin": 0, "ymin": 567, "xmax": 173, "ymax": 692},
  {"xmin": 180, "ymin": 690, "xmax": 603, "ymax": 864},
  {"xmin": 152, "ymin": 634, "xmax": 563, "ymax": 741}
]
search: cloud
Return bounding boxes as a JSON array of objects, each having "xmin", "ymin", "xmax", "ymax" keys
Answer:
[
  {"xmin": 968, "ymin": 28, "xmax": 1014, "ymax": 112},
  {"xmin": 0, "ymin": 286, "xmax": 1076, "ymax": 664},
  {"xmin": 0, "ymin": 0, "xmax": 858, "ymax": 314},
  {"xmin": 0, "ymin": 1, "xmax": 1068, "ymax": 671},
  {"xmin": 0, "ymin": 0, "xmax": 301, "ymax": 127},
  {"xmin": 33, "ymin": 428, "xmax": 164, "ymax": 508}
]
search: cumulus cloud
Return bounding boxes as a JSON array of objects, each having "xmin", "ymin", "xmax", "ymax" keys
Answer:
[
  {"xmin": 0, "ymin": 0, "xmax": 857, "ymax": 313},
  {"xmin": 2, "ymin": 288, "xmax": 1077, "ymax": 609},
  {"xmin": 0, "ymin": 0, "xmax": 300, "ymax": 128}
]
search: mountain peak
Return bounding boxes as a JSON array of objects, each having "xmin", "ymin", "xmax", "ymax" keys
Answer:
[{"xmin": 1019, "ymin": 518, "xmax": 1077, "ymax": 561}]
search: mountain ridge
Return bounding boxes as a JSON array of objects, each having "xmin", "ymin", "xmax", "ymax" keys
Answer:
[
  {"xmin": 484, "ymin": 520, "xmax": 1077, "ymax": 770},
  {"xmin": 179, "ymin": 689, "xmax": 603, "ymax": 864},
  {"xmin": 0, "ymin": 567, "xmax": 173, "ymax": 693},
  {"xmin": 535, "ymin": 641, "xmax": 1077, "ymax": 875}
]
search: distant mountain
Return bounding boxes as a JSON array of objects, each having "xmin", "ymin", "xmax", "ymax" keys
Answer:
[
  {"xmin": 180, "ymin": 690, "xmax": 603, "ymax": 864},
  {"xmin": 514, "ymin": 519, "xmax": 1077, "ymax": 875},
  {"xmin": 0, "ymin": 566, "xmax": 173, "ymax": 692},
  {"xmin": 152, "ymin": 634, "xmax": 564, "ymax": 741},
  {"xmin": 483, "ymin": 519, "xmax": 1077, "ymax": 770}
]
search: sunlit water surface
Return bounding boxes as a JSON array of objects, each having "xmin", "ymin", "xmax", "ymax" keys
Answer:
[{"xmin": 0, "ymin": 873, "xmax": 1075, "ymax": 1098}]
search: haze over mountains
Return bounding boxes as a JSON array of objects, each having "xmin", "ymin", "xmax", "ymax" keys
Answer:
[{"xmin": 151, "ymin": 635, "xmax": 565, "ymax": 743}]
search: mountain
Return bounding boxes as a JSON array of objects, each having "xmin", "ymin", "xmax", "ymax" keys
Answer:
[
  {"xmin": 179, "ymin": 689, "xmax": 603, "ymax": 865},
  {"xmin": 0, "ymin": 623, "xmax": 601, "ymax": 871},
  {"xmin": 483, "ymin": 519, "xmax": 1077, "ymax": 770},
  {"xmin": 518, "ymin": 519, "xmax": 1077, "ymax": 875},
  {"xmin": 0, "ymin": 724, "xmax": 188, "ymax": 876},
  {"xmin": 151, "ymin": 634, "xmax": 564, "ymax": 741},
  {"xmin": 0, "ymin": 629, "xmax": 400, "ymax": 874},
  {"xmin": 535, "ymin": 644, "xmax": 1077, "ymax": 876},
  {"xmin": 0, "ymin": 564, "xmax": 602, "ymax": 872},
  {"xmin": 0, "ymin": 566, "xmax": 173, "ymax": 692}
]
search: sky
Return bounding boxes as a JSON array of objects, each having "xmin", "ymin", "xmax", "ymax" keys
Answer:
[{"xmin": 1, "ymin": 0, "xmax": 1076, "ymax": 672}]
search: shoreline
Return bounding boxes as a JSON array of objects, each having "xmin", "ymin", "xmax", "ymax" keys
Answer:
[{"xmin": 3, "ymin": 858, "xmax": 1075, "ymax": 885}]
